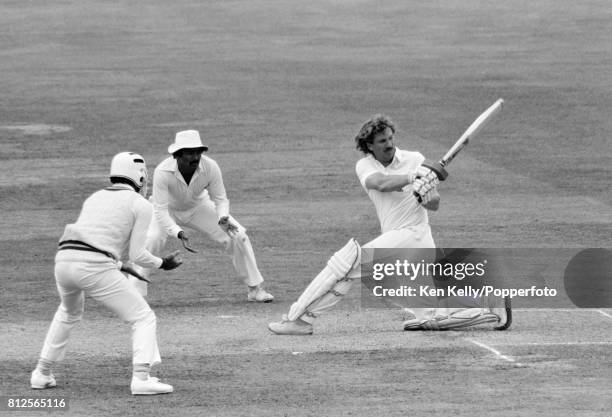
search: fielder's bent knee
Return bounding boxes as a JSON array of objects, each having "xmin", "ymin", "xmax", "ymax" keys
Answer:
[
  {"xmin": 126, "ymin": 304, "xmax": 156, "ymax": 325},
  {"xmin": 231, "ymin": 229, "xmax": 249, "ymax": 244},
  {"xmin": 55, "ymin": 304, "xmax": 83, "ymax": 324},
  {"xmin": 225, "ymin": 230, "xmax": 249, "ymax": 252},
  {"xmin": 131, "ymin": 309, "xmax": 156, "ymax": 329},
  {"xmin": 141, "ymin": 309, "xmax": 156, "ymax": 327}
]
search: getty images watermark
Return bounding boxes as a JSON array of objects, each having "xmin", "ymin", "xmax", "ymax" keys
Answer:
[
  {"xmin": 360, "ymin": 248, "xmax": 612, "ymax": 309},
  {"xmin": 370, "ymin": 257, "xmax": 556, "ymax": 298}
]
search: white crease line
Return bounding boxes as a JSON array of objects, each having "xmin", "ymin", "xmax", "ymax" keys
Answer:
[
  {"xmin": 514, "ymin": 309, "xmax": 603, "ymax": 312},
  {"xmin": 468, "ymin": 339, "xmax": 516, "ymax": 363},
  {"xmin": 499, "ymin": 341, "xmax": 612, "ymax": 346},
  {"xmin": 513, "ymin": 309, "xmax": 612, "ymax": 320},
  {"xmin": 597, "ymin": 310, "xmax": 612, "ymax": 319}
]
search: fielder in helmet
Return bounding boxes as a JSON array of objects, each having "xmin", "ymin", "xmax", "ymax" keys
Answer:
[
  {"xmin": 31, "ymin": 152, "xmax": 183, "ymax": 395},
  {"xmin": 109, "ymin": 151, "xmax": 149, "ymax": 195}
]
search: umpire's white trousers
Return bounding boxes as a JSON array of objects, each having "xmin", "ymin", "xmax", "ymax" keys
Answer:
[
  {"xmin": 146, "ymin": 201, "xmax": 264, "ymax": 287},
  {"xmin": 39, "ymin": 251, "xmax": 161, "ymax": 366}
]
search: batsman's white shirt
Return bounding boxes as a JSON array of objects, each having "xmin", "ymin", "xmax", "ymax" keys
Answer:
[
  {"xmin": 57, "ymin": 185, "xmax": 162, "ymax": 269},
  {"xmin": 356, "ymin": 148, "xmax": 429, "ymax": 234},
  {"xmin": 287, "ymin": 148, "xmax": 435, "ymax": 323},
  {"xmin": 152, "ymin": 156, "xmax": 230, "ymax": 238}
]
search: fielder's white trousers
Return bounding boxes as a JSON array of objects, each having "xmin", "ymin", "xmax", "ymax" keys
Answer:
[
  {"xmin": 146, "ymin": 200, "xmax": 264, "ymax": 288},
  {"xmin": 39, "ymin": 251, "xmax": 161, "ymax": 366}
]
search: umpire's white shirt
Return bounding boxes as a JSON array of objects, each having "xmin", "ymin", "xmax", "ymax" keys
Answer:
[
  {"xmin": 57, "ymin": 184, "xmax": 162, "ymax": 268},
  {"xmin": 151, "ymin": 155, "xmax": 230, "ymax": 238},
  {"xmin": 356, "ymin": 148, "xmax": 429, "ymax": 234}
]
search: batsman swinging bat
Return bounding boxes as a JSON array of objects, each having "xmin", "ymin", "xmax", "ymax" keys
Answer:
[{"xmin": 414, "ymin": 98, "xmax": 504, "ymax": 200}]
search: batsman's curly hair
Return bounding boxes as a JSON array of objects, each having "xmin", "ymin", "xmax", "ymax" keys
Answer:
[{"xmin": 354, "ymin": 114, "xmax": 396, "ymax": 155}]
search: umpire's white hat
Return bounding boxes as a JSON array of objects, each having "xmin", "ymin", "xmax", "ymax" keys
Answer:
[{"xmin": 168, "ymin": 130, "xmax": 208, "ymax": 154}]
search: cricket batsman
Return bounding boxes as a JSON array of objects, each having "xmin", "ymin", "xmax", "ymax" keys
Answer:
[{"xmin": 268, "ymin": 114, "xmax": 511, "ymax": 334}]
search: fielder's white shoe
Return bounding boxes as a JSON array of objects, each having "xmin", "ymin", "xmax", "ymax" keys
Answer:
[
  {"xmin": 130, "ymin": 376, "xmax": 173, "ymax": 395},
  {"xmin": 30, "ymin": 369, "xmax": 57, "ymax": 389},
  {"xmin": 247, "ymin": 286, "xmax": 274, "ymax": 303},
  {"xmin": 268, "ymin": 316, "xmax": 313, "ymax": 335}
]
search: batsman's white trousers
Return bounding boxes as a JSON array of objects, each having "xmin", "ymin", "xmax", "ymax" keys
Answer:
[
  {"xmin": 294, "ymin": 224, "xmax": 437, "ymax": 322},
  {"xmin": 40, "ymin": 250, "xmax": 161, "ymax": 366},
  {"xmin": 146, "ymin": 200, "xmax": 264, "ymax": 288}
]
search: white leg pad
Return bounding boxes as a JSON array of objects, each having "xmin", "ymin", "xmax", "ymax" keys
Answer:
[
  {"xmin": 403, "ymin": 308, "xmax": 438, "ymax": 322},
  {"xmin": 298, "ymin": 278, "xmax": 355, "ymax": 323},
  {"xmin": 287, "ymin": 239, "xmax": 360, "ymax": 321},
  {"xmin": 433, "ymin": 308, "xmax": 499, "ymax": 329}
]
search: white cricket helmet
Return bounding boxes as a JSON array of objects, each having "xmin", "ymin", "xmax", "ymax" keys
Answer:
[{"xmin": 109, "ymin": 152, "xmax": 148, "ymax": 195}]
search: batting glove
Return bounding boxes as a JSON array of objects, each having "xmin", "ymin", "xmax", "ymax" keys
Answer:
[
  {"xmin": 413, "ymin": 176, "xmax": 439, "ymax": 205},
  {"xmin": 417, "ymin": 165, "xmax": 439, "ymax": 182}
]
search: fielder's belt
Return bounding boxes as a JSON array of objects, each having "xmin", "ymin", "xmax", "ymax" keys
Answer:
[
  {"xmin": 57, "ymin": 240, "xmax": 116, "ymax": 260},
  {"xmin": 57, "ymin": 240, "xmax": 150, "ymax": 282}
]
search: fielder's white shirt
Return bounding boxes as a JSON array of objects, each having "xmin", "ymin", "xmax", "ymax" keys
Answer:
[
  {"xmin": 152, "ymin": 155, "xmax": 230, "ymax": 237},
  {"xmin": 58, "ymin": 184, "xmax": 163, "ymax": 268},
  {"xmin": 356, "ymin": 148, "xmax": 429, "ymax": 233}
]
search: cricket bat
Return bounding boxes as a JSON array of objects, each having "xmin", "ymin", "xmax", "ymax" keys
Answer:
[{"xmin": 414, "ymin": 98, "xmax": 504, "ymax": 201}]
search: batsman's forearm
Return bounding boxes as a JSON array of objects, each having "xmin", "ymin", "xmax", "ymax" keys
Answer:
[{"xmin": 366, "ymin": 173, "xmax": 413, "ymax": 192}]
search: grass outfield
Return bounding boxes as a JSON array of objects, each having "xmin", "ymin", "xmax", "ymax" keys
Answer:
[{"xmin": 1, "ymin": 1, "xmax": 611, "ymax": 416}]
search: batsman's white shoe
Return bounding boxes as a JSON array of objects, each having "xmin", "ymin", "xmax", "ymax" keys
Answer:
[
  {"xmin": 248, "ymin": 286, "xmax": 274, "ymax": 303},
  {"xmin": 30, "ymin": 369, "xmax": 57, "ymax": 389},
  {"xmin": 130, "ymin": 376, "xmax": 173, "ymax": 395},
  {"xmin": 493, "ymin": 296, "xmax": 512, "ymax": 331},
  {"xmin": 268, "ymin": 316, "xmax": 313, "ymax": 335}
]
